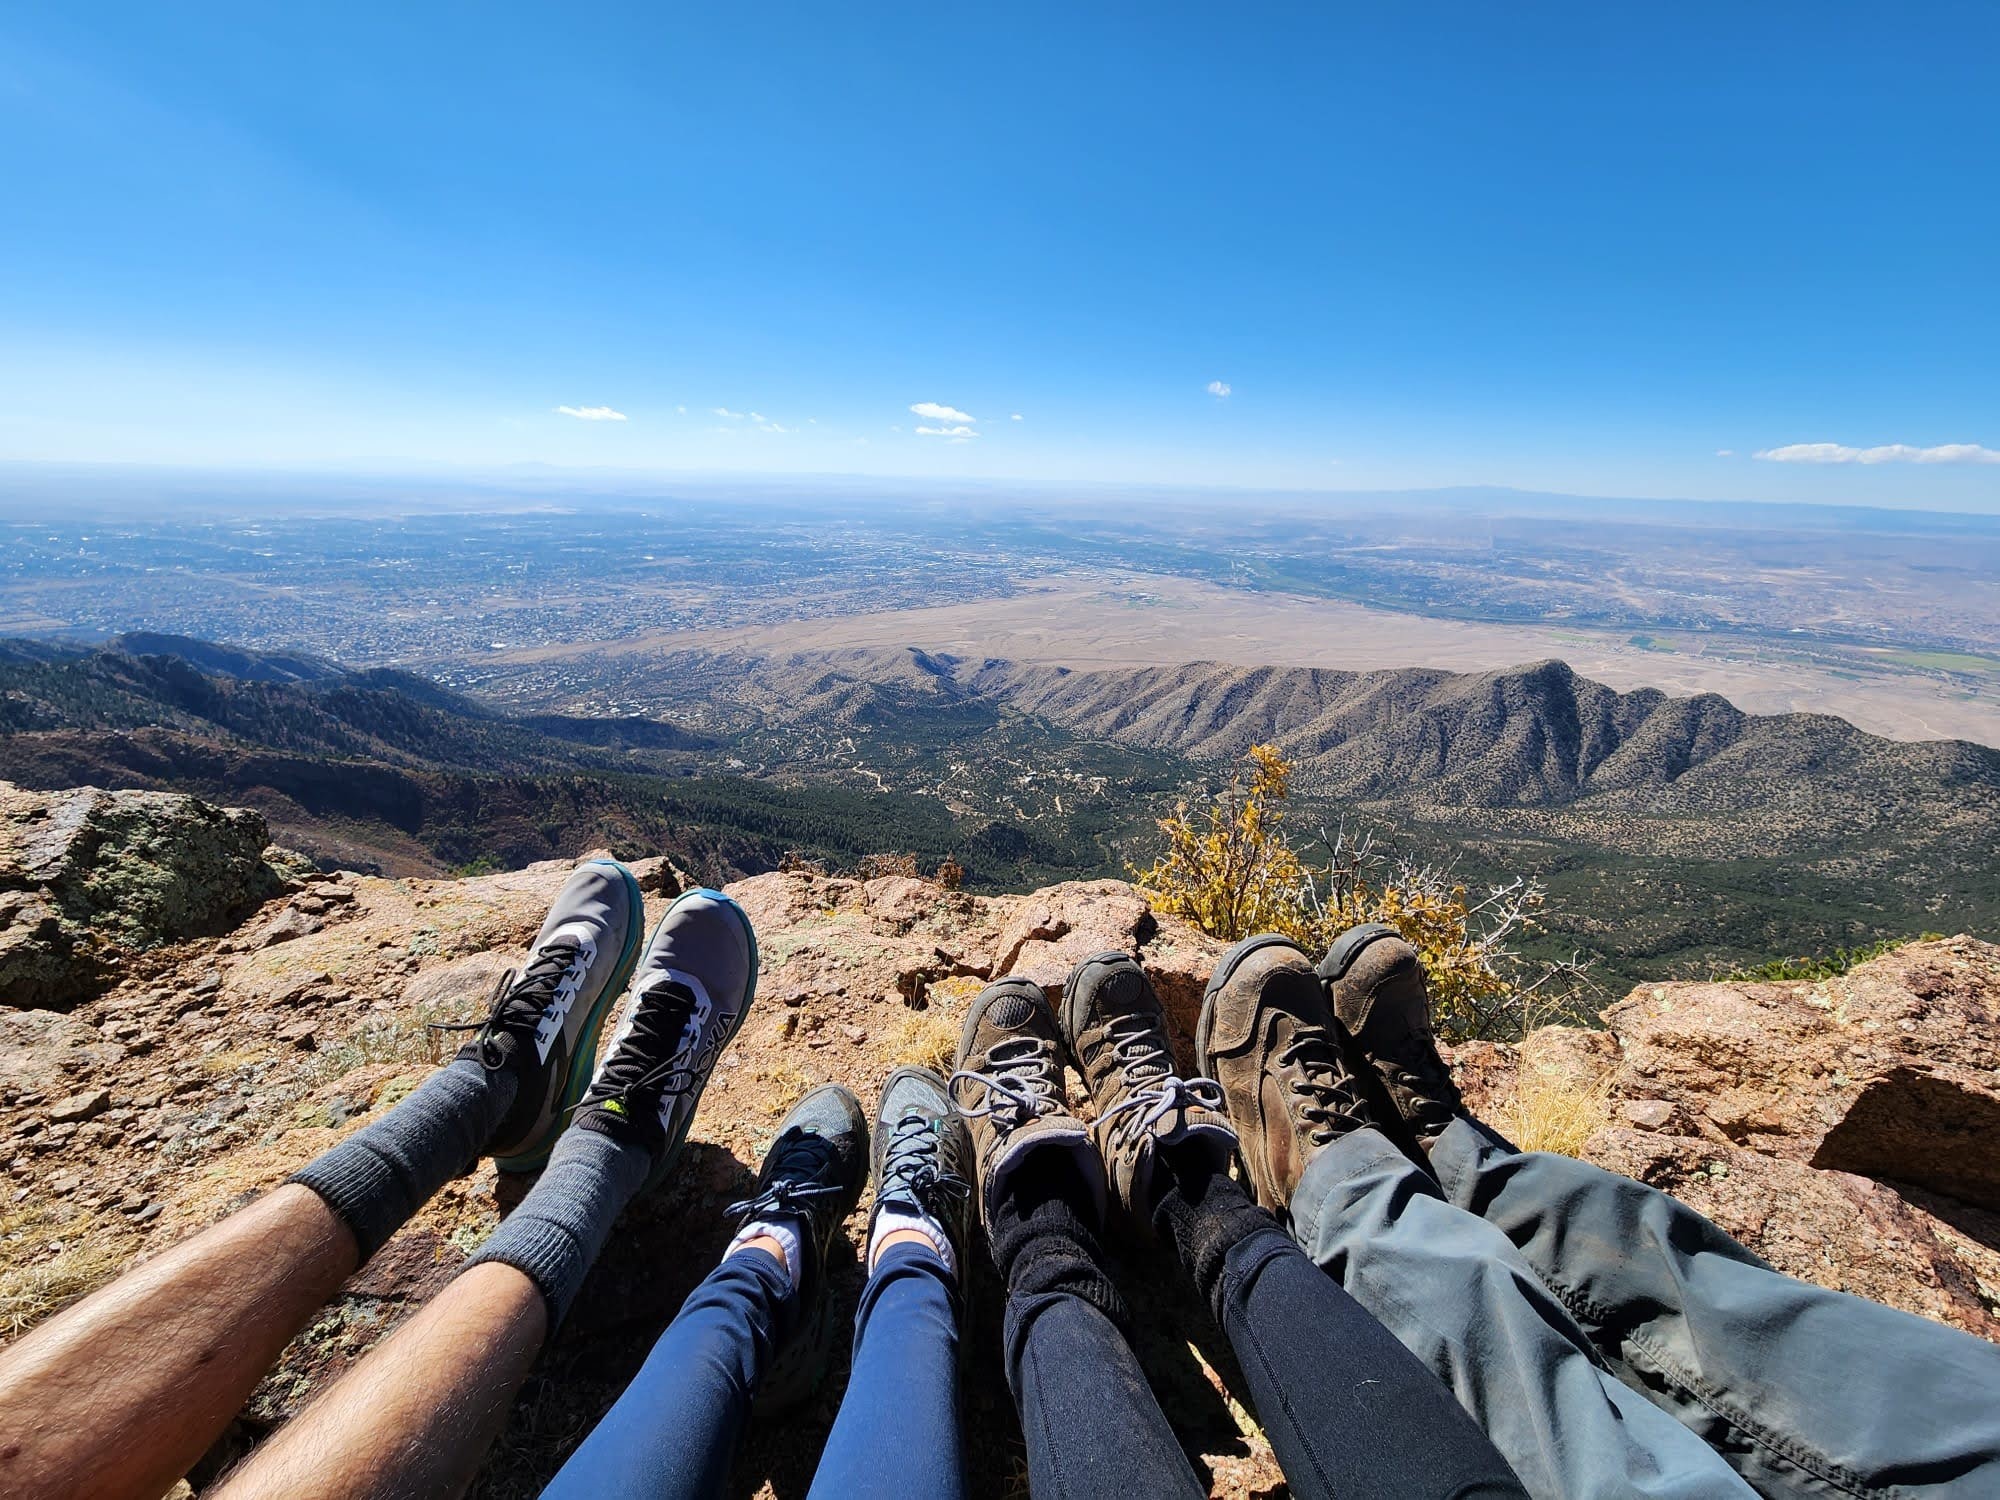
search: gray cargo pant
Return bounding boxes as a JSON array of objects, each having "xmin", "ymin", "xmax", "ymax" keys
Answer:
[{"xmin": 1291, "ymin": 1119, "xmax": 2000, "ymax": 1500}]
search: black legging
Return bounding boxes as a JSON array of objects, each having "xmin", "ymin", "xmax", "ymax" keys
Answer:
[{"xmin": 992, "ymin": 1145, "xmax": 1526, "ymax": 1500}]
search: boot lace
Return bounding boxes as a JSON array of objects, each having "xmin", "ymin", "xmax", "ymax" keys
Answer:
[
  {"xmin": 1281, "ymin": 1029, "xmax": 1373, "ymax": 1145},
  {"xmin": 948, "ymin": 1035, "xmax": 1064, "ymax": 1127},
  {"xmin": 879, "ymin": 1111, "xmax": 972, "ymax": 1217},
  {"xmin": 428, "ymin": 939, "xmax": 585, "ymax": 1069},
  {"xmin": 1097, "ymin": 1074, "xmax": 1228, "ymax": 1148}
]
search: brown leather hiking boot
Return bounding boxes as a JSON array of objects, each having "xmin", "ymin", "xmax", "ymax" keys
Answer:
[
  {"xmin": 1058, "ymin": 951, "xmax": 1235, "ymax": 1230},
  {"xmin": 1197, "ymin": 933, "xmax": 1376, "ymax": 1212},
  {"xmin": 1318, "ymin": 923, "xmax": 1467, "ymax": 1146},
  {"xmin": 949, "ymin": 976, "xmax": 1104, "ymax": 1228}
]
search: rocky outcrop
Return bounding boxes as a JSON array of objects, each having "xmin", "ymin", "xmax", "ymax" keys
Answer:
[
  {"xmin": 1603, "ymin": 939, "xmax": 2000, "ymax": 1208},
  {"xmin": 0, "ymin": 782, "xmax": 288, "ymax": 1008},
  {"xmin": 1457, "ymin": 934, "xmax": 2000, "ymax": 1340}
]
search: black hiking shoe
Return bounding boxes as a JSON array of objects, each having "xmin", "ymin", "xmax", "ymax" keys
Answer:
[
  {"xmin": 868, "ymin": 1067, "xmax": 974, "ymax": 1276},
  {"xmin": 437, "ymin": 859, "xmax": 645, "ymax": 1172},
  {"xmin": 728, "ymin": 1083, "xmax": 870, "ymax": 1411}
]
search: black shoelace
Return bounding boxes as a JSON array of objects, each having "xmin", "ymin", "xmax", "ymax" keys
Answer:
[
  {"xmin": 727, "ymin": 1129, "xmax": 846, "ymax": 1221},
  {"xmin": 428, "ymin": 938, "xmax": 584, "ymax": 1069},
  {"xmin": 878, "ymin": 1111, "xmax": 971, "ymax": 1218},
  {"xmin": 578, "ymin": 979, "xmax": 701, "ymax": 1113},
  {"xmin": 1380, "ymin": 1046, "xmax": 1465, "ymax": 1134},
  {"xmin": 1281, "ymin": 1029, "xmax": 1374, "ymax": 1145}
]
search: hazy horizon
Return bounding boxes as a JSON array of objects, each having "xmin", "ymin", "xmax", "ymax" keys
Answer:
[{"xmin": 5, "ymin": 458, "xmax": 2000, "ymax": 529}]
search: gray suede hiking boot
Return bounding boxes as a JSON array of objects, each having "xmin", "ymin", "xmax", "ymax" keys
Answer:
[
  {"xmin": 728, "ymin": 1082, "xmax": 870, "ymax": 1412},
  {"xmin": 1197, "ymin": 934, "xmax": 1377, "ymax": 1213},
  {"xmin": 1318, "ymin": 923, "xmax": 1468, "ymax": 1145},
  {"xmin": 1059, "ymin": 951, "xmax": 1235, "ymax": 1231},
  {"xmin": 443, "ymin": 858, "xmax": 646, "ymax": 1172},
  {"xmin": 571, "ymin": 887, "xmax": 759, "ymax": 1189},
  {"xmin": 869, "ymin": 1067, "xmax": 973, "ymax": 1276},
  {"xmin": 949, "ymin": 977, "xmax": 1104, "ymax": 1229}
]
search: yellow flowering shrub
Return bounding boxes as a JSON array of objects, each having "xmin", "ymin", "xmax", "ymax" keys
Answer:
[{"xmin": 1135, "ymin": 745, "xmax": 1581, "ymax": 1039}]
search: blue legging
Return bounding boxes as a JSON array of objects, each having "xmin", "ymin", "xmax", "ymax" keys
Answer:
[{"xmin": 539, "ymin": 1241, "xmax": 965, "ymax": 1499}]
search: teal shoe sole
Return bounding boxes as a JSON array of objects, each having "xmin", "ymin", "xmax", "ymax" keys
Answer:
[
  {"xmin": 645, "ymin": 886, "xmax": 761, "ymax": 1192},
  {"xmin": 495, "ymin": 859, "xmax": 648, "ymax": 1174}
]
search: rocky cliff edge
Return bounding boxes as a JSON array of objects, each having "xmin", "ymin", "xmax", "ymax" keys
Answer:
[{"xmin": 1, "ymin": 782, "xmax": 1994, "ymax": 1497}]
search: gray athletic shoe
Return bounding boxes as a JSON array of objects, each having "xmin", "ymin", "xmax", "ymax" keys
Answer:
[
  {"xmin": 730, "ymin": 1082, "xmax": 871, "ymax": 1412},
  {"xmin": 450, "ymin": 858, "xmax": 646, "ymax": 1172},
  {"xmin": 870, "ymin": 1066, "xmax": 974, "ymax": 1273},
  {"xmin": 572, "ymin": 887, "xmax": 759, "ymax": 1188}
]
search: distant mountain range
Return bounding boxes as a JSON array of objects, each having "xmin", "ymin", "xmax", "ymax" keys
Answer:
[{"xmin": 2, "ymin": 634, "xmax": 1994, "ymax": 991}]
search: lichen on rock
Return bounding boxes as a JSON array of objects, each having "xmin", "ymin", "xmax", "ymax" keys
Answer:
[{"xmin": 0, "ymin": 782, "xmax": 286, "ymax": 1007}]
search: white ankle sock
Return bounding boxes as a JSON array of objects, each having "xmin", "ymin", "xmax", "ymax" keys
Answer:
[
  {"xmin": 724, "ymin": 1214, "xmax": 805, "ymax": 1288},
  {"xmin": 867, "ymin": 1206, "xmax": 955, "ymax": 1278}
]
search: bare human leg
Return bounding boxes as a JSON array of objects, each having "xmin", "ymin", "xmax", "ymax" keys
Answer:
[
  {"xmin": 0, "ymin": 1185, "xmax": 357, "ymax": 1500},
  {"xmin": 211, "ymin": 1263, "xmax": 547, "ymax": 1500}
]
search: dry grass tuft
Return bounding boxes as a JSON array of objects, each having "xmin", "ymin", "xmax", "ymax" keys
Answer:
[
  {"xmin": 0, "ymin": 1203, "xmax": 138, "ymax": 1342},
  {"xmin": 890, "ymin": 1008, "xmax": 963, "ymax": 1074},
  {"xmin": 201, "ymin": 1047, "xmax": 269, "ymax": 1074},
  {"xmin": 756, "ymin": 1062, "xmax": 813, "ymax": 1118},
  {"xmin": 1496, "ymin": 1064, "xmax": 1614, "ymax": 1157},
  {"xmin": 889, "ymin": 975, "xmax": 981, "ymax": 1073}
]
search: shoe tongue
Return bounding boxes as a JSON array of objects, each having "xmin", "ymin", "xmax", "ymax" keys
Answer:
[
  {"xmin": 1100, "ymin": 965, "xmax": 1147, "ymax": 1010},
  {"xmin": 987, "ymin": 991, "xmax": 1040, "ymax": 1028}
]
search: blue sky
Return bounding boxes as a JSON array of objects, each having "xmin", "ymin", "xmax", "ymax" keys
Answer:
[{"xmin": 3, "ymin": 3, "xmax": 1997, "ymax": 507}]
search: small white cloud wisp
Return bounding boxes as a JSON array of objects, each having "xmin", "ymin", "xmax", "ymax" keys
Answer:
[
  {"xmin": 915, "ymin": 424, "xmax": 978, "ymax": 440},
  {"xmin": 910, "ymin": 401, "xmax": 975, "ymax": 423},
  {"xmin": 555, "ymin": 405, "xmax": 627, "ymax": 421},
  {"xmin": 1206, "ymin": 380, "xmax": 1231, "ymax": 399},
  {"xmin": 1755, "ymin": 441, "xmax": 2000, "ymax": 465}
]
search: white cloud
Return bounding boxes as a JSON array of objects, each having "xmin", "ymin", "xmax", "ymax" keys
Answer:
[
  {"xmin": 1010, "ymin": 412, "xmax": 1024, "ymax": 421},
  {"xmin": 1715, "ymin": 449, "xmax": 1735, "ymax": 457},
  {"xmin": 915, "ymin": 424, "xmax": 978, "ymax": 439},
  {"xmin": 676, "ymin": 405, "xmax": 688, "ymax": 415},
  {"xmin": 555, "ymin": 404, "xmax": 627, "ymax": 421},
  {"xmin": 911, "ymin": 401, "xmax": 975, "ymax": 423},
  {"xmin": 713, "ymin": 406, "xmax": 746, "ymax": 419},
  {"xmin": 1206, "ymin": 380, "xmax": 1231, "ymax": 399},
  {"xmin": 1754, "ymin": 441, "xmax": 2000, "ymax": 465}
]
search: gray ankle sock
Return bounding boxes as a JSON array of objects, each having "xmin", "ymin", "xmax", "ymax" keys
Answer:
[
  {"xmin": 462, "ymin": 1126, "xmax": 653, "ymax": 1326},
  {"xmin": 291, "ymin": 1056, "xmax": 517, "ymax": 1261}
]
